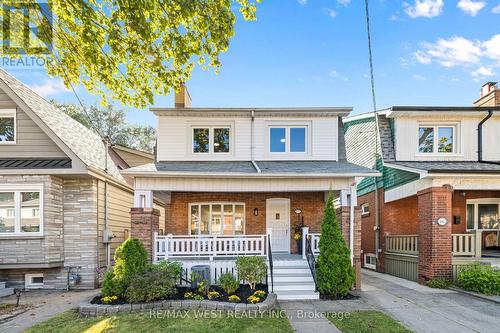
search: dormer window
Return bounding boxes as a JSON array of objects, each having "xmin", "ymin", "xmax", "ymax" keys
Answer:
[
  {"xmin": 418, "ymin": 125, "xmax": 455, "ymax": 154},
  {"xmin": 269, "ymin": 126, "xmax": 307, "ymax": 153},
  {"xmin": 192, "ymin": 126, "xmax": 230, "ymax": 154},
  {"xmin": 0, "ymin": 109, "xmax": 15, "ymax": 143}
]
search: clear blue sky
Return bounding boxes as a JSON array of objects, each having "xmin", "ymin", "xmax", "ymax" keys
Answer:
[{"xmin": 4, "ymin": 0, "xmax": 500, "ymax": 126}]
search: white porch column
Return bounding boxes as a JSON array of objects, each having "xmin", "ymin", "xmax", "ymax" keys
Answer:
[
  {"xmin": 134, "ymin": 190, "xmax": 153, "ymax": 208},
  {"xmin": 302, "ymin": 227, "xmax": 309, "ymax": 259},
  {"xmin": 474, "ymin": 230, "xmax": 483, "ymax": 258}
]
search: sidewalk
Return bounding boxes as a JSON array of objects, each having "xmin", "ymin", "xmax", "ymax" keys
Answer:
[{"xmin": 0, "ymin": 289, "xmax": 97, "ymax": 333}]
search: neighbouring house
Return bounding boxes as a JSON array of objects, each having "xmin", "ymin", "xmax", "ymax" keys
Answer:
[
  {"xmin": 344, "ymin": 81, "xmax": 500, "ymax": 283},
  {"xmin": 0, "ymin": 69, "xmax": 165, "ymax": 290},
  {"xmin": 122, "ymin": 85, "xmax": 379, "ymax": 300}
]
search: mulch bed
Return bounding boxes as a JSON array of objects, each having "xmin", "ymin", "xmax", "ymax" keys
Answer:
[{"xmin": 90, "ymin": 283, "xmax": 268, "ymax": 305}]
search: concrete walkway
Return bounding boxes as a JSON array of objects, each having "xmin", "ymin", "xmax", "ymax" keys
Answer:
[
  {"xmin": 361, "ymin": 269, "xmax": 500, "ymax": 333},
  {"xmin": 0, "ymin": 289, "xmax": 97, "ymax": 333}
]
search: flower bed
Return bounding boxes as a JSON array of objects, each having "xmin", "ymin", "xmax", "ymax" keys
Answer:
[
  {"xmin": 79, "ymin": 291, "xmax": 277, "ymax": 317},
  {"xmin": 90, "ymin": 284, "xmax": 268, "ymax": 305}
]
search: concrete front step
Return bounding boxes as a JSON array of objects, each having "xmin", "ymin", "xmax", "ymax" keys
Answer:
[
  {"xmin": 275, "ymin": 289, "xmax": 320, "ymax": 300},
  {"xmin": 273, "ymin": 267, "xmax": 311, "ymax": 275},
  {"xmin": 273, "ymin": 281, "xmax": 316, "ymax": 291},
  {"xmin": 273, "ymin": 260, "xmax": 309, "ymax": 268},
  {"xmin": 273, "ymin": 273, "xmax": 314, "ymax": 283}
]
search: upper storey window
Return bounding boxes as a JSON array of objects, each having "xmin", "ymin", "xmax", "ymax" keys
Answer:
[
  {"xmin": 192, "ymin": 127, "xmax": 230, "ymax": 154},
  {"xmin": 0, "ymin": 109, "xmax": 15, "ymax": 143},
  {"xmin": 418, "ymin": 125, "xmax": 455, "ymax": 154},
  {"xmin": 269, "ymin": 126, "xmax": 307, "ymax": 153}
]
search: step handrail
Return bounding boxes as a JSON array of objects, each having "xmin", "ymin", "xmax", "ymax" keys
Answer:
[
  {"xmin": 305, "ymin": 234, "xmax": 318, "ymax": 291},
  {"xmin": 267, "ymin": 235, "xmax": 274, "ymax": 293}
]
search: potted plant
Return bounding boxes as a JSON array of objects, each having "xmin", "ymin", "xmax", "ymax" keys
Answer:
[{"xmin": 294, "ymin": 225, "xmax": 302, "ymax": 254}]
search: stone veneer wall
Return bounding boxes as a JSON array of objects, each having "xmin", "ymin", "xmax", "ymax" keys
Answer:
[{"xmin": 63, "ymin": 179, "xmax": 100, "ymax": 289}]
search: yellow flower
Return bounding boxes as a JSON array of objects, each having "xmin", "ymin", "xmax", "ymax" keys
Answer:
[
  {"xmin": 184, "ymin": 292, "xmax": 196, "ymax": 299},
  {"xmin": 253, "ymin": 290, "xmax": 266, "ymax": 298},
  {"xmin": 101, "ymin": 295, "xmax": 118, "ymax": 304},
  {"xmin": 294, "ymin": 233, "xmax": 301, "ymax": 241},
  {"xmin": 247, "ymin": 295, "xmax": 260, "ymax": 304},
  {"xmin": 228, "ymin": 295, "xmax": 241, "ymax": 303},
  {"xmin": 208, "ymin": 291, "xmax": 220, "ymax": 300}
]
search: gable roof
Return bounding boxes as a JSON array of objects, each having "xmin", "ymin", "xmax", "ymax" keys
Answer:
[{"xmin": 0, "ymin": 69, "xmax": 124, "ymax": 181}]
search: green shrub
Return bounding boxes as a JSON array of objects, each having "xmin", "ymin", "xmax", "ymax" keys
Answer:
[
  {"xmin": 218, "ymin": 272, "xmax": 240, "ymax": 295},
  {"xmin": 316, "ymin": 194, "xmax": 355, "ymax": 297},
  {"xmin": 426, "ymin": 277, "xmax": 451, "ymax": 289},
  {"xmin": 125, "ymin": 262, "xmax": 181, "ymax": 303},
  {"xmin": 236, "ymin": 256, "xmax": 267, "ymax": 290},
  {"xmin": 458, "ymin": 263, "xmax": 500, "ymax": 295},
  {"xmin": 102, "ymin": 238, "xmax": 148, "ymax": 297}
]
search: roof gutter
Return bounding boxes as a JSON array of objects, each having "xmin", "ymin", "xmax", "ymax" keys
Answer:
[{"xmin": 478, "ymin": 110, "xmax": 500, "ymax": 165}]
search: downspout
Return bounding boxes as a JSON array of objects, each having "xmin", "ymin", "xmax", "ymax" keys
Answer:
[
  {"xmin": 103, "ymin": 139, "xmax": 111, "ymax": 268},
  {"xmin": 251, "ymin": 110, "xmax": 261, "ymax": 173},
  {"xmin": 373, "ymin": 113, "xmax": 381, "ymax": 263},
  {"xmin": 478, "ymin": 110, "xmax": 493, "ymax": 163},
  {"xmin": 349, "ymin": 184, "xmax": 356, "ymax": 265}
]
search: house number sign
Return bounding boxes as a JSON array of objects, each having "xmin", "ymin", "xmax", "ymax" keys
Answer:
[{"xmin": 436, "ymin": 218, "xmax": 448, "ymax": 226}]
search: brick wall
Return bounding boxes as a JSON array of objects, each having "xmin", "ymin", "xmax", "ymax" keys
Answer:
[
  {"xmin": 417, "ymin": 186, "xmax": 453, "ymax": 281},
  {"xmin": 130, "ymin": 208, "xmax": 160, "ymax": 261},
  {"xmin": 167, "ymin": 192, "xmax": 326, "ymax": 254}
]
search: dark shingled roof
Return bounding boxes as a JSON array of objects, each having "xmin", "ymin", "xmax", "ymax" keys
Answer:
[
  {"xmin": 0, "ymin": 159, "xmax": 72, "ymax": 169},
  {"xmin": 124, "ymin": 160, "xmax": 379, "ymax": 175},
  {"xmin": 388, "ymin": 161, "xmax": 500, "ymax": 173}
]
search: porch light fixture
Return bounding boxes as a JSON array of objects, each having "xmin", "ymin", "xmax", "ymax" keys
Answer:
[
  {"xmin": 294, "ymin": 209, "xmax": 302, "ymax": 214},
  {"xmin": 253, "ymin": 208, "xmax": 259, "ymax": 216}
]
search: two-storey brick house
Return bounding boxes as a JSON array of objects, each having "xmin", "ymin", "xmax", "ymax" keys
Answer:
[
  {"xmin": 344, "ymin": 82, "xmax": 500, "ymax": 283},
  {"xmin": 123, "ymin": 86, "xmax": 378, "ymax": 300}
]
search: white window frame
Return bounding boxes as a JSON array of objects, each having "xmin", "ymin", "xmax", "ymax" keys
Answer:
[
  {"xmin": 188, "ymin": 202, "xmax": 245, "ymax": 235},
  {"xmin": 417, "ymin": 123, "xmax": 458, "ymax": 155},
  {"xmin": 466, "ymin": 198, "xmax": 500, "ymax": 232},
  {"xmin": 0, "ymin": 109, "xmax": 16, "ymax": 144},
  {"xmin": 364, "ymin": 253, "xmax": 376, "ymax": 270},
  {"xmin": 191, "ymin": 126, "xmax": 232, "ymax": 155},
  {"xmin": 268, "ymin": 125, "xmax": 308, "ymax": 154},
  {"xmin": 361, "ymin": 203, "xmax": 370, "ymax": 216},
  {"xmin": 0, "ymin": 184, "xmax": 43, "ymax": 236},
  {"xmin": 25, "ymin": 273, "xmax": 44, "ymax": 289}
]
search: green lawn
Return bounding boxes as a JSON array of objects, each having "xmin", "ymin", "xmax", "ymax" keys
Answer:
[
  {"xmin": 328, "ymin": 311, "xmax": 412, "ymax": 333},
  {"xmin": 24, "ymin": 309, "xmax": 294, "ymax": 333}
]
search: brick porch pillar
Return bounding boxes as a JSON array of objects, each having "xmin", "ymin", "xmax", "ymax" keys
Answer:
[
  {"xmin": 337, "ymin": 206, "xmax": 362, "ymax": 290},
  {"xmin": 417, "ymin": 185, "xmax": 453, "ymax": 282},
  {"xmin": 130, "ymin": 208, "xmax": 160, "ymax": 262}
]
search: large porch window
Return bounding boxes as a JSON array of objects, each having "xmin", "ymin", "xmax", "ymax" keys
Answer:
[
  {"xmin": 466, "ymin": 199, "xmax": 500, "ymax": 231},
  {"xmin": 189, "ymin": 203, "xmax": 245, "ymax": 235}
]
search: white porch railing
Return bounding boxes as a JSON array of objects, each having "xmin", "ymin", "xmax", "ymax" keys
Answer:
[
  {"xmin": 154, "ymin": 231, "xmax": 270, "ymax": 262},
  {"xmin": 452, "ymin": 231, "xmax": 482, "ymax": 258},
  {"xmin": 301, "ymin": 227, "xmax": 320, "ymax": 259}
]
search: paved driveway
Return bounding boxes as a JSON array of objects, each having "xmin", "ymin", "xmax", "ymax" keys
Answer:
[
  {"xmin": 361, "ymin": 269, "xmax": 500, "ymax": 333},
  {"xmin": 0, "ymin": 289, "xmax": 97, "ymax": 333}
]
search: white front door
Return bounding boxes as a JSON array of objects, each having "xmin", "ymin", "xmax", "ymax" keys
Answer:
[{"xmin": 266, "ymin": 198, "xmax": 290, "ymax": 253}]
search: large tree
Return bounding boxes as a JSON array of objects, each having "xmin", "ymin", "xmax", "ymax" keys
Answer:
[
  {"xmin": 1, "ymin": 0, "xmax": 260, "ymax": 108},
  {"xmin": 54, "ymin": 102, "xmax": 156, "ymax": 152}
]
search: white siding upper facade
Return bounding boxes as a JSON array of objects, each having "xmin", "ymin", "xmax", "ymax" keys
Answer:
[
  {"xmin": 155, "ymin": 110, "xmax": 343, "ymax": 162},
  {"xmin": 391, "ymin": 112, "xmax": 500, "ymax": 162}
]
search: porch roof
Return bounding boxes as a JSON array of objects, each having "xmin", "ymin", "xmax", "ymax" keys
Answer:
[
  {"xmin": 122, "ymin": 160, "xmax": 380, "ymax": 178},
  {"xmin": 387, "ymin": 161, "xmax": 500, "ymax": 174}
]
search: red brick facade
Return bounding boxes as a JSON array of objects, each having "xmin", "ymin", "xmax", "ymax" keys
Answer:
[
  {"xmin": 130, "ymin": 208, "xmax": 160, "ymax": 260},
  {"xmin": 166, "ymin": 192, "xmax": 326, "ymax": 254}
]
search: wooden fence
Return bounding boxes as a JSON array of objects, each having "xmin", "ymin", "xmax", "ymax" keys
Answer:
[{"xmin": 385, "ymin": 235, "xmax": 419, "ymax": 282}]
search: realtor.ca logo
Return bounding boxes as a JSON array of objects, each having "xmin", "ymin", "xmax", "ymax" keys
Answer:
[{"xmin": 1, "ymin": 0, "xmax": 53, "ymax": 67}]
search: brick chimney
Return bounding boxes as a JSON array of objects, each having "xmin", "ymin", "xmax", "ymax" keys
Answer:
[
  {"xmin": 474, "ymin": 82, "xmax": 500, "ymax": 107},
  {"xmin": 174, "ymin": 83, "xmax": 192, "ymax": 108}
]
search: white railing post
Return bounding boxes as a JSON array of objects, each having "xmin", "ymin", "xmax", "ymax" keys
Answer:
[
  {"xmin": 166, "ymin": 233, "xmax": 173, "ymax": 259},
  {"xmin": 474, "ymin": 230, "xmax": 483, "ymax": 258},
  {"xmin": 153, "ymin": 231, "xmax": 158, "ymax": 263},
  {"xmin": 302, "ymin": 227, "xmax": 309, "ymax": 259},
  {"xmin": 266, "ymin": 228, "xmax": 273, "ymax": 255}
]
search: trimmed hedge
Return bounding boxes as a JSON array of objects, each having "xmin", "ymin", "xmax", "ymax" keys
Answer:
[{"xmin": 457, "ymin": 263, "xmax": 500, "ymax": 295}]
